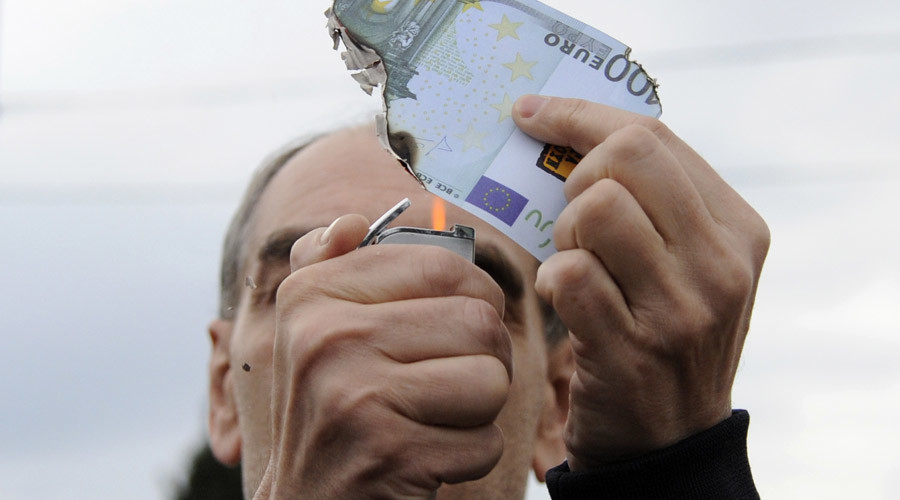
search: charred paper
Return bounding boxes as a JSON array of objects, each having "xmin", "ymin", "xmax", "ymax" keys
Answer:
[{"xmin": 327, "ymin": 0, "xmax": 661, "ymax": 261}]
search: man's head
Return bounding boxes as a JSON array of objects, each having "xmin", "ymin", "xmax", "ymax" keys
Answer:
[{"xmin": 207, "ymin": 125, "xmax": 572, "ymax": 499}]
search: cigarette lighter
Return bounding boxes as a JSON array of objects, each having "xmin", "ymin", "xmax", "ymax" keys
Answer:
[{"xmin": 358, "ymin": 198, "xmax": 475, "ymax": 262}]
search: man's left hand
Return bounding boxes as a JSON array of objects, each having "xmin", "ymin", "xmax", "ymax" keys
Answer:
[{"xmin": 513, "ymin": 95, "xmax": 770, "ymax": 471}]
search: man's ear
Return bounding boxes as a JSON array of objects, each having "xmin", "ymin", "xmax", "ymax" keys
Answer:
[
  {"xmin": 532, "ymin": 337, "xmax": 574, "ymax": 482},
  {"xmin": 208, "ymin": 318, "xmax": 241, "ymax": 466}
]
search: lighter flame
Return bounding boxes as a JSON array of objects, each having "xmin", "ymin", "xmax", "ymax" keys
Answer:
[{"xmin": 431, "ymin": 197, "xmax": 446, "ymax": 231}]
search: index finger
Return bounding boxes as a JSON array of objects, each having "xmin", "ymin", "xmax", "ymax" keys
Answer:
[
  {"xmin": 289, "ymin": 214, "xmax": 372, "ymax": 272},
  {"xmin": 283, "ymin": 242, "xmax": 505, "ymax": 321},
  {"xmin": 512, "ymin": 94, "xmax": 683, "ymax": 159}
]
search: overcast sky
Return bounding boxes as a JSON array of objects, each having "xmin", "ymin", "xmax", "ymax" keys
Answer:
[{"xmin": 1, "ymin": 1, "xmax": 899, "ymax": 499}]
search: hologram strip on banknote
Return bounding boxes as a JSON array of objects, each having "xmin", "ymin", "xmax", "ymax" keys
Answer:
[{"xmin": 327, "ymin": 0, "xmax": 662, "ymax": 261}]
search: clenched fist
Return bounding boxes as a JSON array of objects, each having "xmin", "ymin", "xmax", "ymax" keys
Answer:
[
  {"xmin": 256, "ymin": 215, "xmax": 513, "ymax": 499},
  {"xmin": 514, "ymin": 95, "xmax": 770, "ymax": 470}
]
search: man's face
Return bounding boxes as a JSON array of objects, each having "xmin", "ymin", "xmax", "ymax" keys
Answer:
[{"xmin": 216, "ymin": 125, "xmax": 563, "ymax": 499}]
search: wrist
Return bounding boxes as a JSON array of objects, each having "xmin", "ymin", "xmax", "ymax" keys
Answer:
[
  {"xmin": 548, "ymin": 411, "xmax": 758, "ymax": 500},
  {"xmin": 565, "ymin": 404, "xmax": 733, "ymax": 471}
]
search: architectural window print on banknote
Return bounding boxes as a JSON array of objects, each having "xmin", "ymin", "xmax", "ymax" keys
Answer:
[{"xmin": 328, "ymin": 0, "xmax": 662, "ymax": 261}]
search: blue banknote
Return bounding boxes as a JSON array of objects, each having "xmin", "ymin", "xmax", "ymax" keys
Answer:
[{"xmin": 328, "ymin": 0, "xmax": 662, "ymax": 261}]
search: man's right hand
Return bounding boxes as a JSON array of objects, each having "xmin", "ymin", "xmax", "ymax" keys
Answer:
[{"xmin": 253, "ymin": 215, "xmax": 513, "ymax": 499}]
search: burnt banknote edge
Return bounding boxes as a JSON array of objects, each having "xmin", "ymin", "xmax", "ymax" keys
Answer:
[
  {"xmin": 326, "ymin": 5, "xmax": 661, "ymax": 185},
  {"xmin": 326, "ymin": 7, "xmax": 423, "ymax": 186}
]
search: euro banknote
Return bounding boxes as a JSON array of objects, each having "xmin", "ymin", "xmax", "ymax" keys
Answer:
[{"xmin": 327, "ymin": 0, "xmax": 662, "ymax": 261}]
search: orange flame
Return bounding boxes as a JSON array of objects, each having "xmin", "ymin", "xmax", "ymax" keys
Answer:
[{"xmin": 431, "ymin": 197, "xmax": 446, "ymax": 231}]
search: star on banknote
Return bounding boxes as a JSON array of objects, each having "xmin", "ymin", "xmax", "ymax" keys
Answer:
[
  {"xmin": 328, "ymin": 0, "xmax": 662, "ymax": 261},
  {"xmin": 460, "ymin": 0, "xmax": 484, "ymax": 13},
  {"xmin": 454, "ymin": 123, "xmax": 489, "ymax": 152},
  {"xmin": 491, "ymin": 93, "xmax": 515, "ymax": 123},
  {"xmin": 503, "ymin": 53, "xmax": 537, "ymax": 81},
  {"xmin": 489, "ymin": 14, "xmax": 523, "ymax": 41}
]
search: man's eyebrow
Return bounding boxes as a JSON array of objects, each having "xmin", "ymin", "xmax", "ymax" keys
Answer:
[
  {"xmin": 474, "ymin": 242, "xmax": 524, "ymax": 304},
  {"xmin": 256, "ymin": 230, "xmax": 526, "ymax": 307},
  {"xmin": 257, "ymin": 227, "xmax": 313, "ymax": 264}
]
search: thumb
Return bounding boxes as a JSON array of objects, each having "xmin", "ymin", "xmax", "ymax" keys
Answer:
[
  {"xmin": 289, "ymin": 214, "xmax": 371, "ymax": 272},
  {"xmin": 512, "ymin": 94, "xmax": 648, "ymax": 155}
]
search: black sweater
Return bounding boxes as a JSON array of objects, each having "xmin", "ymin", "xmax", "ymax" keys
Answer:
[{"xmin": 546, "ymin": 410, "xmax": 758, "ymax": 499}]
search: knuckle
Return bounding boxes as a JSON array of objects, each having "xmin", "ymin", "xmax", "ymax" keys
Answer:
[
  {"xmin": 417, "ymin": 246, "xmax": 468, "ymax": 295},
  {"xmin": 604, "ymin": 124, "xmax": 659, "ymax": 164},
  {"xmin": 663, "ymin": 285, "xmax": 738, "ymax": 349},
  {"xmin": 325, "ymin": 382, "xmax": 381, "ymax": 426},
  {"xmin": 274, "ymin": 267, "xmax": 317, "ymax": 311},
  {"xmin": 482, "ymin": 425, "xmax": 505, "ymax": 471},
  {"xmin": 685, "ymin": 299, "xmax": 720, "ymax": 338},
  {"xmin": 460, "ymin": 356, "xmax": 512, "ymax": 414},
  {"xmin": 355, "ymin": 433, "xmax": 422, "ymax": 495},
  {"xmin": 419, "ymin": 246, "xmax": 503, "ymax": 311},
  {"xmin": 462, "ymin": 298, "xmax": 510, "ymax": 366},
  {"xmin": 632, "ymin": 115, "xmax": 673, "ymax": 143},
  {"xmin": 463, "ymin": 296, "xmax": 503, "ymax": 334},
  {"xmin": 715, "ymin": 258, "xmax": 755, "ymax": 310},
  {"xmin": 480, "ymin": 358, "xmax": 512, "ymax": 410},
  {"xmin": 575, "ymin": 179, "xmax": 627, "ymax": 224},
  {"xmin": 437, "ymin": 425, "xmax": 504, "ymax": 484},
  {"xmin": 700, "ymin": 240, "xmax": 758, "ymax": 313},
  {"xmin": 424, "ymin": 425, "xmax": 504, "ymax": 486},
  {"xmin": 485, "ymin": 278, "xmax": 505, "ymax": 318},
  {"xmin": 652, "ymin": 250, "xmax": 758, "ymax": 352},
  {"xmin": 540, "ymin": 251, "xmax": 601, "ymax": 323},
  {"xmin": 559, "ymin": 98, "xmax": 592, "ymax": 135},
  {"xmin": 749, "ymin": 214, "xmax": 772, "ymax": 265},
  {"xmin": 552, "ymin": 206, "xmax": 576, "ymax": 250},
  {"xmin": 273, "ymin": 271, "xmax": 296, "ymax": 306},
  {"xmin": 662, "ymin": 295, "xmax": 719, "ymax": 347},
  {"xmin": 284, "ymin": 308, "xmax": 367, "ymax": 371},
  {"xmin": 468, "ymin": 270, "xmax": 506, "ymax": 320},
  {"xmin": 285, "ymin": 316, "xmax": 328, "ymax": 363},
  {"xmin": 548, "ymin": 250, "xmax": 596, "ymax": 292},
  {"xmin": 462, "ymin": 297, "xmax": 509, "ymax": 344},
  {"xmin": 477, "ymin": 425, "xmax": 505, "ymax": 475},
  {"xmin": 727, "ymin": 201, "xmax": 771, "ymax": 269}
]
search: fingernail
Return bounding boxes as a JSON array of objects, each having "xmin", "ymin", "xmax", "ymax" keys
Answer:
[
  {"xmin": 320, "ymin": 217, "xmax": 341, "ymax": 245},
  {"xmin": 516, "ymin": 95, "xmax": 548, "ymax": 119}
]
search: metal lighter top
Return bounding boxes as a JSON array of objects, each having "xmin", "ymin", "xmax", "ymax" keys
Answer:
[{"xmin": 357, "ymin": 198, "xmax": 475, "ymax": 262}]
